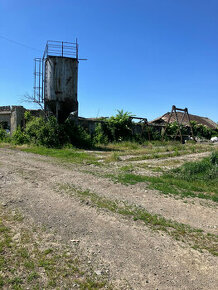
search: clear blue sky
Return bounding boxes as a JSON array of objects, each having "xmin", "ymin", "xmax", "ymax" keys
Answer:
[{"xmin": 0, "ymin": 0, "xmax": 217, "ymax": 121}]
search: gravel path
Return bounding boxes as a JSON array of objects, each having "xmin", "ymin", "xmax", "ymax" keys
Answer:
[{"xmin": 0, "ymin": 148, "xmax": 217, "ymax": 289}]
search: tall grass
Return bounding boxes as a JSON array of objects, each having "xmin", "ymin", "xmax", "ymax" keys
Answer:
[
  {"xmin": 171, "ymin": 151, "xmax": 218, "ymax": 181},
  {"xmin": 109, "ymin": 151, "xmax": 218, "ymax": 202}
]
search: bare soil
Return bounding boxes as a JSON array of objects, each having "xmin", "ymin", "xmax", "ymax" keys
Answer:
[{"xmin": 0, "ymin": 148, "xmax": 217, "ymax": 289}]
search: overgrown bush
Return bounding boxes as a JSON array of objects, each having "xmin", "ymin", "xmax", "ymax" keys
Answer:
[
  {"xmin": 93, "ymin": 123, "xmax": 108, "ymax": 145},
  {"xmin": 63, "ymin": 119, "xmax": 93, "ymax": 149},
  {"xmin": 12, "ymin": 127, "xmax": 28, "ymax": 145},
  {"xmin": 94, "ymin": 110, "xmax": 166, "ymax": 144},
  {"xmin": 11, "ymin": 116, "xmax": 93, "ymax": 149},
  {"xmin": 165, "ymin": 122, "xmax": 189, "ymax": 140},
  {"xmin": 191, "ymin": 121, "xmax": 217, "ymax": 139},
  {"xmin": 0, "ymin": 127, "xmax": 8, "ymax": 142},
  {"xmin": 24, "ymin": 111, "xmax": 32, "ymax": 122},
  {"xmin": 94, "ymin": 110, "xmax": 133, "ymax": 143},
  {"xmin": 24, "ymin": 117, "xmax": 67, "ymax": 147},
  {"xmin": 164, "ymin": 121, "xmax": 217, "ymax": 140},
  {"xmin": 107, "ymin": 110, "xmax": 133, "ymax": 141},
  {"xmin": 143, "ymin": 126, "xmax": 161, "ymax": 141},
  {"xmin": 8, "ymin": 110, "xmax": 218, "ymax": 149}
]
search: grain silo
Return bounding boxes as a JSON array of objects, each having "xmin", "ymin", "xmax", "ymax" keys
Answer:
[{"xmin": 34, "ymin": 40, "xmax": 80, "ymax": 123}]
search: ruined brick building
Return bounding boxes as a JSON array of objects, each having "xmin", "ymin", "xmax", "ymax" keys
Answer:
[{"xmin": 0, "ymin": 106, "xmax": 42, "ymax": 134}]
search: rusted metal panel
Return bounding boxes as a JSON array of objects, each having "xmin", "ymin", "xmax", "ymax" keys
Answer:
[
  {"xmin": 44, "ymin": 56, "xmax": 78, "ymax": 102},
  {"xmin": 44, "ymin": 56, "xmax": 78, "ymax": 122}
]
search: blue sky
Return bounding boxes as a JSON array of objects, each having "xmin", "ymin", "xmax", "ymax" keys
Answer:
[{"xmin": 0, "ymin": 0, "xmax": 217, "ymax": 121}]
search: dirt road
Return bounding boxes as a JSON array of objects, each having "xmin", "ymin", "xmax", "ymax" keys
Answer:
[{"xmin": 0, "ymin": 148, "xmax": 217, "ymax": 289}]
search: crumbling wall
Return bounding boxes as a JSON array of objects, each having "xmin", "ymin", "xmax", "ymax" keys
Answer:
[
  {"xmin": 0, "ymin": 105, "xmax": 45, "ymax": 134},
  {"xmin": 77, "ymin": 118, "xmax": 104, "ymax": 135},
  {"xmin": 0, "ymin": 106, "xmax": 11, "ymax": 129},
  {"xmin": 77, "ymin": 117, "xmax": 157, "ymax": 138},
  {"xmin": 10, "ymin": 106, "xmax": 26, "ymax": 134}
]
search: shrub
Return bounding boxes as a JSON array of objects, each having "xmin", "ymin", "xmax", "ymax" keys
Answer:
[
  {"xmin": 0, "ymin": 127, "xmax": 8, "ymax": 141},
  {"xmin": 94, "ymin": 110, "xmax": 133, "ymax": 143},
  {"xmin": 24, "ymin": 111, "xmax": 32, "ymax": 122},
  {"xmin": 93, "ymin": 123, "xmax": 108, "ymax": 145},
  {"xmin": 12, "ymin": 127, "xmax": 28, "ymax": 144},
  {"xmin": 191, "ymin": 121, "xmax": 216, "ymax": 139},
  {"xmin": 145, "ymin": 126, "xmax": 161, "ymax": 141},
  {"xmin": 164, "ymin": 121, "xmax": 217, "ymax": 140},
  {"xmin": 107, "ymin": 110, "xmax": 133, "ymax": 141},
  {"xmin": 165, "ymin": 122, "xmax": 189, "ymax": 140},
  {"xmin": 12, "ymin": 116, "xmax": 93, "ymax": 149},
  {"xmin": 63, "ymin": 119, "xmax": 93, "ymax": 149},
  {"xmin": 24, "ymin": 116, "xmax": 67, "ymax": 148}
]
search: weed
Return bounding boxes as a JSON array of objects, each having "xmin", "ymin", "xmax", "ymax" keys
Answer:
[
  {"xmin": 43, "ymin": 248, "xmax": 53, "ymax": 255},
  {"xmin": 76, "ymin": 278, "xmax": 107, "ymax": 289},
  {"xmin": 0, "ymin": 207, "xmax": 110, "ymax": 289},
  {"xmin": 17, "ymin": 247, "xmax": 29, "ymax": 258},
  {"xmin": 0, "ymin": 275, "xmax": 4, "ymax": 287},
  {"xmin": 105, "ymin": 152, "xmax": 121, "ymax": 162},
  {"xmin": 120, "ymin": 165, "xmax": 134, "ymax": 172},
  {"xmin": 24, "ymin": 260, "xmax": 35, "ymax": 270},
  {"xmin": 9, "ymin": 276, "xmax": 23, "ymax": 286},
  {"xmin": 27, "ymin": 272, "xmax": 39, "ymax": 282}
]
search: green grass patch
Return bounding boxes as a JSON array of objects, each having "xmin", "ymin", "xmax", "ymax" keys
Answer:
[
  {"xmin": 1, "ymin": 144, "xmax": 99, "ymax": 165},
  {"xmin": 58, "ymin": 184, "xmax": 218, "ymax": 256},
  {"xmin": 120, "ymin": 165, "xmax": 134, "ymax": 172},
  {"xmin": 110, "ymin": 172, "xmax": 218, "ymax": 202},
  {"xmin": 108, "ymin": 152, "xmax": 218, "ymax": 202}
]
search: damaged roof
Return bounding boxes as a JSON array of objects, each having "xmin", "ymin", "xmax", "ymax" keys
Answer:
[{"xmin": 150, "ymin": 112, "xmax": 217, "ymax": 129}]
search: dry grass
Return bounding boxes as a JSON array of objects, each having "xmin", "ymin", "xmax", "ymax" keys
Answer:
[{"xmin": 0, "ymin": 206, "xmax": 109, "ymax": 289}]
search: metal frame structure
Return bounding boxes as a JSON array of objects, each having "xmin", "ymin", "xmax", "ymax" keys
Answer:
[
  {"xmin": 162, "ymin": 105, "xmax": 196, "ymax": 142},
  {"xmin": 43, "ymin": 40, "xmax": 78, "ymax": 59},
  {"xmin": 33, "ymin": 58, "xmax": 44, "ymax": 103}
]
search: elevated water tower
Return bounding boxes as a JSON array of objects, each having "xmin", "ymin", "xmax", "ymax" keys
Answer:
[{"xmin": 34, "ymin": 40, "xmax": 83, "ymax": 122}]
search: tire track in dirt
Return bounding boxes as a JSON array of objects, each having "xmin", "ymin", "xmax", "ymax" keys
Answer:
[
  {"xmin": 0, "ymin": 149, "xmax": 216, "ymax": 234},
  {"xmin": 0, "ymin": 153, "xmax": 217, "ymax": 289}
]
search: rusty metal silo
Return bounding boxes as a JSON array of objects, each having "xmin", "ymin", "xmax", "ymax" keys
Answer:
[
  {"xmin": 34, "ymin": 40, "xmax": 79, "ymax": 123},
  {"xmin": 44, "ymin": 41, "xmax": 78, "ymax": 122}
]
